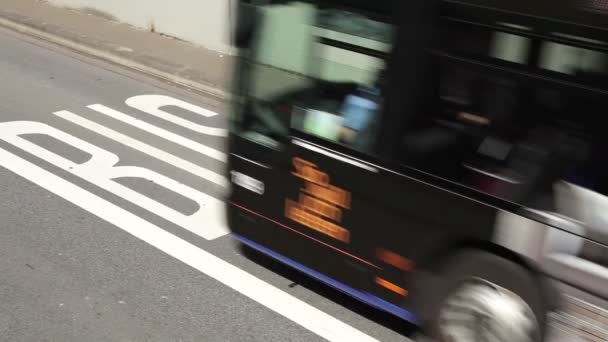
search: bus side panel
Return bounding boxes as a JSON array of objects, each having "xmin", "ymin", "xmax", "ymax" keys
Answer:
[
  {"xmin": 228, "ymin": 150, "xmax": 377, "ymax": 296},
  {"xmin": 286, "ymin": 140, "xmax": 499, "ymax": 311}
]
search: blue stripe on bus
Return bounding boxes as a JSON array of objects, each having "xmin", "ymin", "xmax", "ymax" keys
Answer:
[{"xmin": 233, "ymin": 234, "xmax": 417, "ymax": 323}]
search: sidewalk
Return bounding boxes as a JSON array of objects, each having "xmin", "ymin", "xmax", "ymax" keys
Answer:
[{"xmin": 0, "ymin": 0, "xmax": 232, "ymax": 99}]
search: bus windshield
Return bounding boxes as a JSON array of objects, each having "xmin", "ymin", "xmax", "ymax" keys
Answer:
[{"xmin": 231, "ymin": 0, "xmax": 396, "ymax": 152}]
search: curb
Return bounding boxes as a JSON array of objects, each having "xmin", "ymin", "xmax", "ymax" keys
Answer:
[{"xmin": 0, "ymin": 16, "xmax": 230, "ymax": 100}]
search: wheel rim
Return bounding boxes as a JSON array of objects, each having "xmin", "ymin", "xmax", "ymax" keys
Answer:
[{"xmin": 438, "ymin": 278, "xmax": 540, "ymax": 342}]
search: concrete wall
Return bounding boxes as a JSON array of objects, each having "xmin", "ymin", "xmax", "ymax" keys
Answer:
[{"xmin": 47, "ymin": 0, "xmax": 234, "ymax": 54}]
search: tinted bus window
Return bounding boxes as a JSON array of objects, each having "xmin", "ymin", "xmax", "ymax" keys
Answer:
[
  {"xmin": 231, "ymin": 1, "xmax": 396, "ymax": 153},
  {"xmin": 401, "ymin": 19, "xmax": 605, "ymax": 209}
]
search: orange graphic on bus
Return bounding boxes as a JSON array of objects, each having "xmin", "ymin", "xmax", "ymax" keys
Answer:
[
  {"xmin": 285, "ymin": 157, "xmax": 352, "ymax": 243},
  {"xmin": 285, "ymin": 199, "xmax": 350, "ymax": 243}
]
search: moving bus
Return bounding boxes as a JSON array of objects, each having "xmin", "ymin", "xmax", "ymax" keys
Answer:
[{"xmin": 227, "ymin": 0, "xmax": 608, "ymax": 340}]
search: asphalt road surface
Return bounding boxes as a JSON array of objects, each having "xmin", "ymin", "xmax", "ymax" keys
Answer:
[{"xmin": 0, "ymin": 26, "xmax": 418, "ymax": 341}]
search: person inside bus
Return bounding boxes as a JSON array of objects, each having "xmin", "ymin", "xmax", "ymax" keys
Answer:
[{"xmin": 338, "ymin": 70, "xmax": 386, "ymax": 149}]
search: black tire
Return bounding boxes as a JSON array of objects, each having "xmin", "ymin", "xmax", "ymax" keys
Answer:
[{"xmin": 427, "ymin": 250, "xmax": 548, "ymax": 342}]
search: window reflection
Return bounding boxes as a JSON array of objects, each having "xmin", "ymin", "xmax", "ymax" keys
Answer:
[
  {"xmin": 404, "ymin": 23, "xmax": 608, "ymax": 208},
  {"xmin": 233, "ymin": 1, "xmax": 395, "ymax": 153}
]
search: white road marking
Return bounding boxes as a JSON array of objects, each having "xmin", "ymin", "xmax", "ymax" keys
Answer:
[
  {"xmin": 88, "ymin": 104, "xmax": 227, "ymax": 162},
  {"xmin": 125, "ymin": 94, "xmax": 227, "ymax": 137},
  {"xmin": 54, "ymin": 110, "xmax": 228, "ymax": 189},
  {"xmin": 0, "ymin": 121, "xmax": 228, "ymax": 240},
  {"xmin": 0, "ymin": 145, "xmax": 381, "ymax": 342}
]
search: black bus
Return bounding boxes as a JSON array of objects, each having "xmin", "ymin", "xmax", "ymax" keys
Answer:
[{"xmin": 227, "ymin": 0, "xmax": 608, "ymax": 340}]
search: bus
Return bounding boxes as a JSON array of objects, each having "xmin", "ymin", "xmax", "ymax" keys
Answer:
[{"xmin": 227, "ymin": 0, "xmax": 608, "ymax": 340}]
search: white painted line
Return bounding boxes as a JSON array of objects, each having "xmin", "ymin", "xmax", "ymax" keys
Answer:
[
  {"xmin": 126, "ymin": 95, "xmax": 227, "ymax": 137},
  {"xmin": 54, "ymin": 110, "xmax": 228, "ymax": 188},
  {"xmin": 0, "ymin": 121, "xmax": 228, "ymax": 240},
  {"xmin": 0, "ymin": 146, "xmax": 381, "ymax": 342},
  {"xmin": 292, "ymin": 139, "xmax": 378, "ymax": 173},
  {"xmin": 88, "ymin": 104, "xmax": 227, "ymax": 162}
]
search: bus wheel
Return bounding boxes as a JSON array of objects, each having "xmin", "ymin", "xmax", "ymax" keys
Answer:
[{"xmin": 428, "ymin": 250, "xmax": 547, "ymax": 342}]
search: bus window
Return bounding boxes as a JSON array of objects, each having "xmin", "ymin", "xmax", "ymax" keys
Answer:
[
  {"xmin": 401, "ymin": 24, "xmax": 533, "ymax": 191},
  {"xmin": 540, "ymin": 40, "xmax": 607, "ymax": 75},
  {"xmin": 536, "ymin": 39, "xmax": 608, "ymax": 196},
  {"xmin": 402, "ymin": 15, "xmax": 608, "ymax": 212},
  {"xmin": 400, "ymin": 21, "xmax": 604, "ymax": 209},
  {"xmin": 490, "ymin": 31, "xmax": 530, "ymax": 64},
  {"xmin": 231, "ymin": 1, "xmax": 396, "ymax": 153}
]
